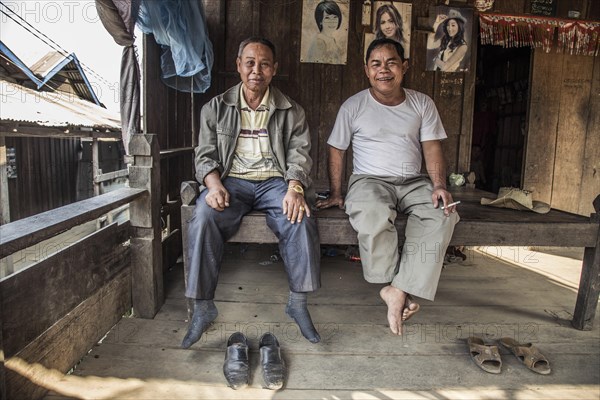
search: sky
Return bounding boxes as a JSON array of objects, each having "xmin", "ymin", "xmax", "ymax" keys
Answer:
[{"xmin": 0, "ymin": 0, "xmax": 127, "ymax": 113}]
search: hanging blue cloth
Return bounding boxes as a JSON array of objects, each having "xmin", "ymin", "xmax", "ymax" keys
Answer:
[{"xmin": 137, "ymin": 0, "xmax": 213, "ymax": 93}]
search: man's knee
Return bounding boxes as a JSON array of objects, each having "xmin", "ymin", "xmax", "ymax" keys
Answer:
[{"xmin": 348, "ymin": 202, "xmax": 395, "ymax": 234}]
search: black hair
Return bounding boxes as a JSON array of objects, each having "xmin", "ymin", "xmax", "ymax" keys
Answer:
[
  {"xmin": 374, "ymin": 4, "xmax": 403, "ymax": 44},
  {"xmin": 237, "ymin": 37, "xmax": 277, "ymax": 60},
  {"xmin": 440, "ymin": 18, "xmax": 466, "ymax": 51},
  {"xmin": 314, "ymin": 1, "xmax": 342, "ymax": 32},
  {"xmin": 365, "ymin": 37, "xmax": 406, "ymax": 65}
]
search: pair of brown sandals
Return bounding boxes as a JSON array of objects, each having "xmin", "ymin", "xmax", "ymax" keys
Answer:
[{"xmin": 468, "ymin": 337, "xmax": 551, "ymax": 375}]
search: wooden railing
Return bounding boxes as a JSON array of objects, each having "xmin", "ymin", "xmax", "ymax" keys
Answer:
[{"xmin": 0, "ymin": 134, "xmax": 163, "ymax": 400}]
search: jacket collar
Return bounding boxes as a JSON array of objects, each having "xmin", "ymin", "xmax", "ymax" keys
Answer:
[{"xmin": 223, "ymin": 82, "xmax": 292, "ymax": 110}]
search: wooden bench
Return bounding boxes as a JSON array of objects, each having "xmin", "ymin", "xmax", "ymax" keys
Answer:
[{"xmin": 180, "ymin": 181, "xmax": 600, "ymax": 331}]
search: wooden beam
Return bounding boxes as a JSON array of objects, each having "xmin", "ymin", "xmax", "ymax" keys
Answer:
[
  {"xmin": 129, "ymin": 134, "xmax": 163, "ymax": 318},
  {"xmin": 0, "ymin": 187, "xmax": 145, "ymax": 259},
  {"xmin": 93, "ymin": 168, "xmax": 129, "ymax": 184},
  {"xmin": 92, "ymin": 138, "xmax": 100, "ymax": 197},
  {"xmin": 457, "ymin": 20, "xmax": 478, "ymax": 173},
  {"xmin": 0, "ymin": 136, "xmax": 13, "ymax": 277},
  {"xmin": 573, "ymin": 195, "xmax": 600, "ymax": 330},
  {"xmin": 223, "ymin": 208, "xmax": 599, "ymax": 247},
  {"xmin": 0, "ymin": 123, "xmax": 120, "ymax": 140},
  {"xmin": 159, "ymin": 147, "xmax": 194, "ymax": 160},
  {"xmin": 181, "ymin": 201, "xmax": 599, "ymax": 247},
  {"xmin": 0, "ymin": 276, "xmax": 6, "ymax": 400}
]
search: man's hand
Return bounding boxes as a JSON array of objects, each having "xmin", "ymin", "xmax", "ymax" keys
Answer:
[
  {"xmin": 283, "ymin": 190, "xmax": 310, "ymax": 224},
  {"xmin": 431, "ymin": 187, "xmax": 456, "ymax": 216},
  {"xmin": 205, "ymin": 184, "xmax": 230, "ymax": 211},
  {"xmin": 316, "ymin": 194, "xmax": 344, "ymax": 210},
  {"xmin": 203, "ymin": 171, "xmax": 229, "ymax": 211}
]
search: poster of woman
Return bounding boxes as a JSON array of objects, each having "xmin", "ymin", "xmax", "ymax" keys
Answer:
[
  {"xmin": 364, "ymin": 2, "xmax": 412, "ymax": 61},
  {"xmin": 301, "ymin": 0, "xmax": 349, "ymax": 65},
  {"xmin": 426, "ymin": 6, "xmax": 473, "ymax": 72}
]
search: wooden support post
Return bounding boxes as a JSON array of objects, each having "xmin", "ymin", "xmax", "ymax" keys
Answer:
[
  {"xmin": 180, "ymin": 181, "xmax": 199, "ymax": 320},
  {"xmin": 0, "ymin": 137, "xmax": 9, "ymax": 225},
  {"xmin": 129, "ymin": 134, "xmax": 163, "ymax": 318},
  {"xmin": 572, "ymin": 195, "xmax": 600, "ymax": 330},
  {"xmin": 0, "ymin": 292, "xmax": 6, "ymax": 400},
  {"xmin": 0, "ymin": 137, "xmax": 13, "ymax": 277},
  {"xmin": 92, "ymin": 138, "xmax": 101, "ymax": 197}
]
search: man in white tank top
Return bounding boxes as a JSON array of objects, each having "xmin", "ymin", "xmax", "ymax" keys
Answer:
[{"xmin": 317, "ymin": 38, "xmax": 459, "ymax": 335}]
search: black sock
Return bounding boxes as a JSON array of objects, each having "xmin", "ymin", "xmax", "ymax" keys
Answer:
[
  {"xmin": 285, "ymin": 291, "xmax": 320, "ymax": 343},
  {"xmin": 181, "ymin": 299, "xmax": 218, "ymax": 349}
]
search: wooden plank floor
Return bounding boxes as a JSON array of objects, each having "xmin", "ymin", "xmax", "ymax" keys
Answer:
[{"xmin": 44, "ymin": 244, "xmax": 599, "ymax": 399}]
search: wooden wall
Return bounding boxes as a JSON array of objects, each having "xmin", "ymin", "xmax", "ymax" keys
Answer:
[
  {"xmin": 524, "ymin": 51, "xmax": 600, "ymax": 216},
  {"xmin": 5, "ymin": 137, "xmax": 79, "ymax": 221},
  {"xmin": 1, "ymin": 222, "xmax": 131, "ymax": 399},
  {"xmin": 175, "ymin": 0, "xmax": 478, "ymax": 189},
  {"xmin": 143, "ymin": 0, "xmax": 599, "ymax": 216}
]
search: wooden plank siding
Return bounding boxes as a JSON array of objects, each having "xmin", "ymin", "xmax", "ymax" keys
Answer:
[
  {"xmin": 4, "ymin": 268, "xmax": 131, "ymax": 400},
  {"xmin": 0, "ymin": 174, "xmax": 150, "ymax": 399},
  {"xmin": 1, "ymin": 220, "xmax": 132, "ymax": 400},
  {"xmin": 579, "ymin": 54, "xmax": 600, "ymax": 216},
  {"xmin": 523, "ymin": 50, "xmax": 562, "ymax": 205},
  {"xmin": 524, "ymin": 50, "xmax": 600, "ymax": 216},
  {"xmin": 552, "ymin": 55, "xmax": 594, "ymax": 212},
  {"xmin": 5, "ymin": 137, "xmax": 80, "ymax": 221},
  {"xmin": 144, "ymin": 0, "xmax": 600, "ymax": 222},
  {"xmin": 0, "ymin": 222, "xmax": 130, "ymax": 357}
]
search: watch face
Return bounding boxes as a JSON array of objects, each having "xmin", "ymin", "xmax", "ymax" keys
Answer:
[{"xmin": 290, "ymin": 184, "xmax": 304, "ymax": 194}]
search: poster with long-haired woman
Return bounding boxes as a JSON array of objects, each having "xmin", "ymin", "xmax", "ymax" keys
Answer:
[
  {"xmin": 364, "ymin": 2, "xmax": 412, "ymax": 61},
  {"xmin": 426, "ymin": 6, "xmax": 473, "ymax": 72}
]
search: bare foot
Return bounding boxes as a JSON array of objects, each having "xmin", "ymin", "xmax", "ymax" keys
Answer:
[
  {"xmin": 402, "ymin": 294, "xmax": 420, "ymax": 321},
  {"xmin": 380, "ymin": 285, "xmax": 407, "ymax": 335}
]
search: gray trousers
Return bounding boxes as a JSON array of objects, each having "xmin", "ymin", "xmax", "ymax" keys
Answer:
[
  {"xmin": 186, "ymin": 177, "xmax": 321, "ymax": 299},
  {"xmin": 345, "ymin": 175, "xmax": 459, "ymax": 301}
]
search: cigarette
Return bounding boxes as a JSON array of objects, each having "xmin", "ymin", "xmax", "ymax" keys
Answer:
[{"xmin": 441, "ymin": 201, "xmax": 461, "ymax": 210}]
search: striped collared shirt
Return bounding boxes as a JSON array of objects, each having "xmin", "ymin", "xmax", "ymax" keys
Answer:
[{"xmin": 229, "ymin": 85, "xmax": 282, "ymax": 181}]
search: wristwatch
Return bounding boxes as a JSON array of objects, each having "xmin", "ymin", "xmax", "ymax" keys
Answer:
[{"xmin": 288, "ymin": 184, "xmax": 304, "ymax": 196}]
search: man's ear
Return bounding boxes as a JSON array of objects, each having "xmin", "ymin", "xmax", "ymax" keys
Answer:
[
  {"xmin": 236, "ymin": 57, "xmax": 241, "ymax": 73},
  {"xmin": 273, "ymin": 61, "xmax": 279, "ymax": 76},
  {"xmin": 402, "ymin": 60, "xmax": 409, "ymax": 74},
  {"xmin": 364, "ymin": 64, "xmax": 369, "ymax": 78}
]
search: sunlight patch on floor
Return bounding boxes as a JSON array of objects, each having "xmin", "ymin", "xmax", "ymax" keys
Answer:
[{"xmin": 471, "ymin": 246, "xmax": 584, "ymax": 291}]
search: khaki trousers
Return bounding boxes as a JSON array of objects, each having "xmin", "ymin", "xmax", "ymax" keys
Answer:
[{"xmin": 345, "ymin": 175, "xmax": 459, "ymax": 300}]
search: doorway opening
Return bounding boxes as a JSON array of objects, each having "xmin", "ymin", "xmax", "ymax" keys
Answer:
[{"xmin": 471, "ymin": 44, "xmax": 531, "ymax": 193}]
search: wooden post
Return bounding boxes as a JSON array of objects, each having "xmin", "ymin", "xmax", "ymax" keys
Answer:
[
  {"xmin": 92, "ymin": 138, "xmax": 104, "ymax": 229},
  {"xmin": 92, "ymin": 138, "xmax": 101, "ymax": 197},
  {"xmin": 0, "ymin": 290, "xmax": 6, "ymax": 400},
  {"xmin": 180, "ymin": 180, "xmax": 199, "ymax": 320},
  {"xmin": 129, "ymin": 134, "xmax": 163, "ymax": 318},
  {"xmin": 0, "ymin": 137, "xmax": 9, "ymax": 225},
  {"xmin": 572, "ymin": 195, "xmax": 600, "ymax": 330},
  {"xmin": 0, "ymin": 137, "xmax": 13, "ymax": 276}
]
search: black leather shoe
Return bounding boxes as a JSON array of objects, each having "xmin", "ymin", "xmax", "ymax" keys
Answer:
[
  {"xmin": 259, "ymin": 332, "xmax": 285, "ymax": 390},
  {"xmin": 223, "ymin": 332, "xmax": 249, "ymax": 389}
]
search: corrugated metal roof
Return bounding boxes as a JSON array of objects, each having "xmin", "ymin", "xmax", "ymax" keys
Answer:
[
  {"xmin": 1, "ymin": 43, "xmax": 102, "ymax": 106},
  {"xmin": 1, "ymin": 79, "xmax": 120, "ymax": 131},
  {"xmin": 29, "ymin": 51, "xmax": 65, "ymax": 76},
  {"xmin": 31, "ymin": 51, "xmax": 101, "ymax": 106}
]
